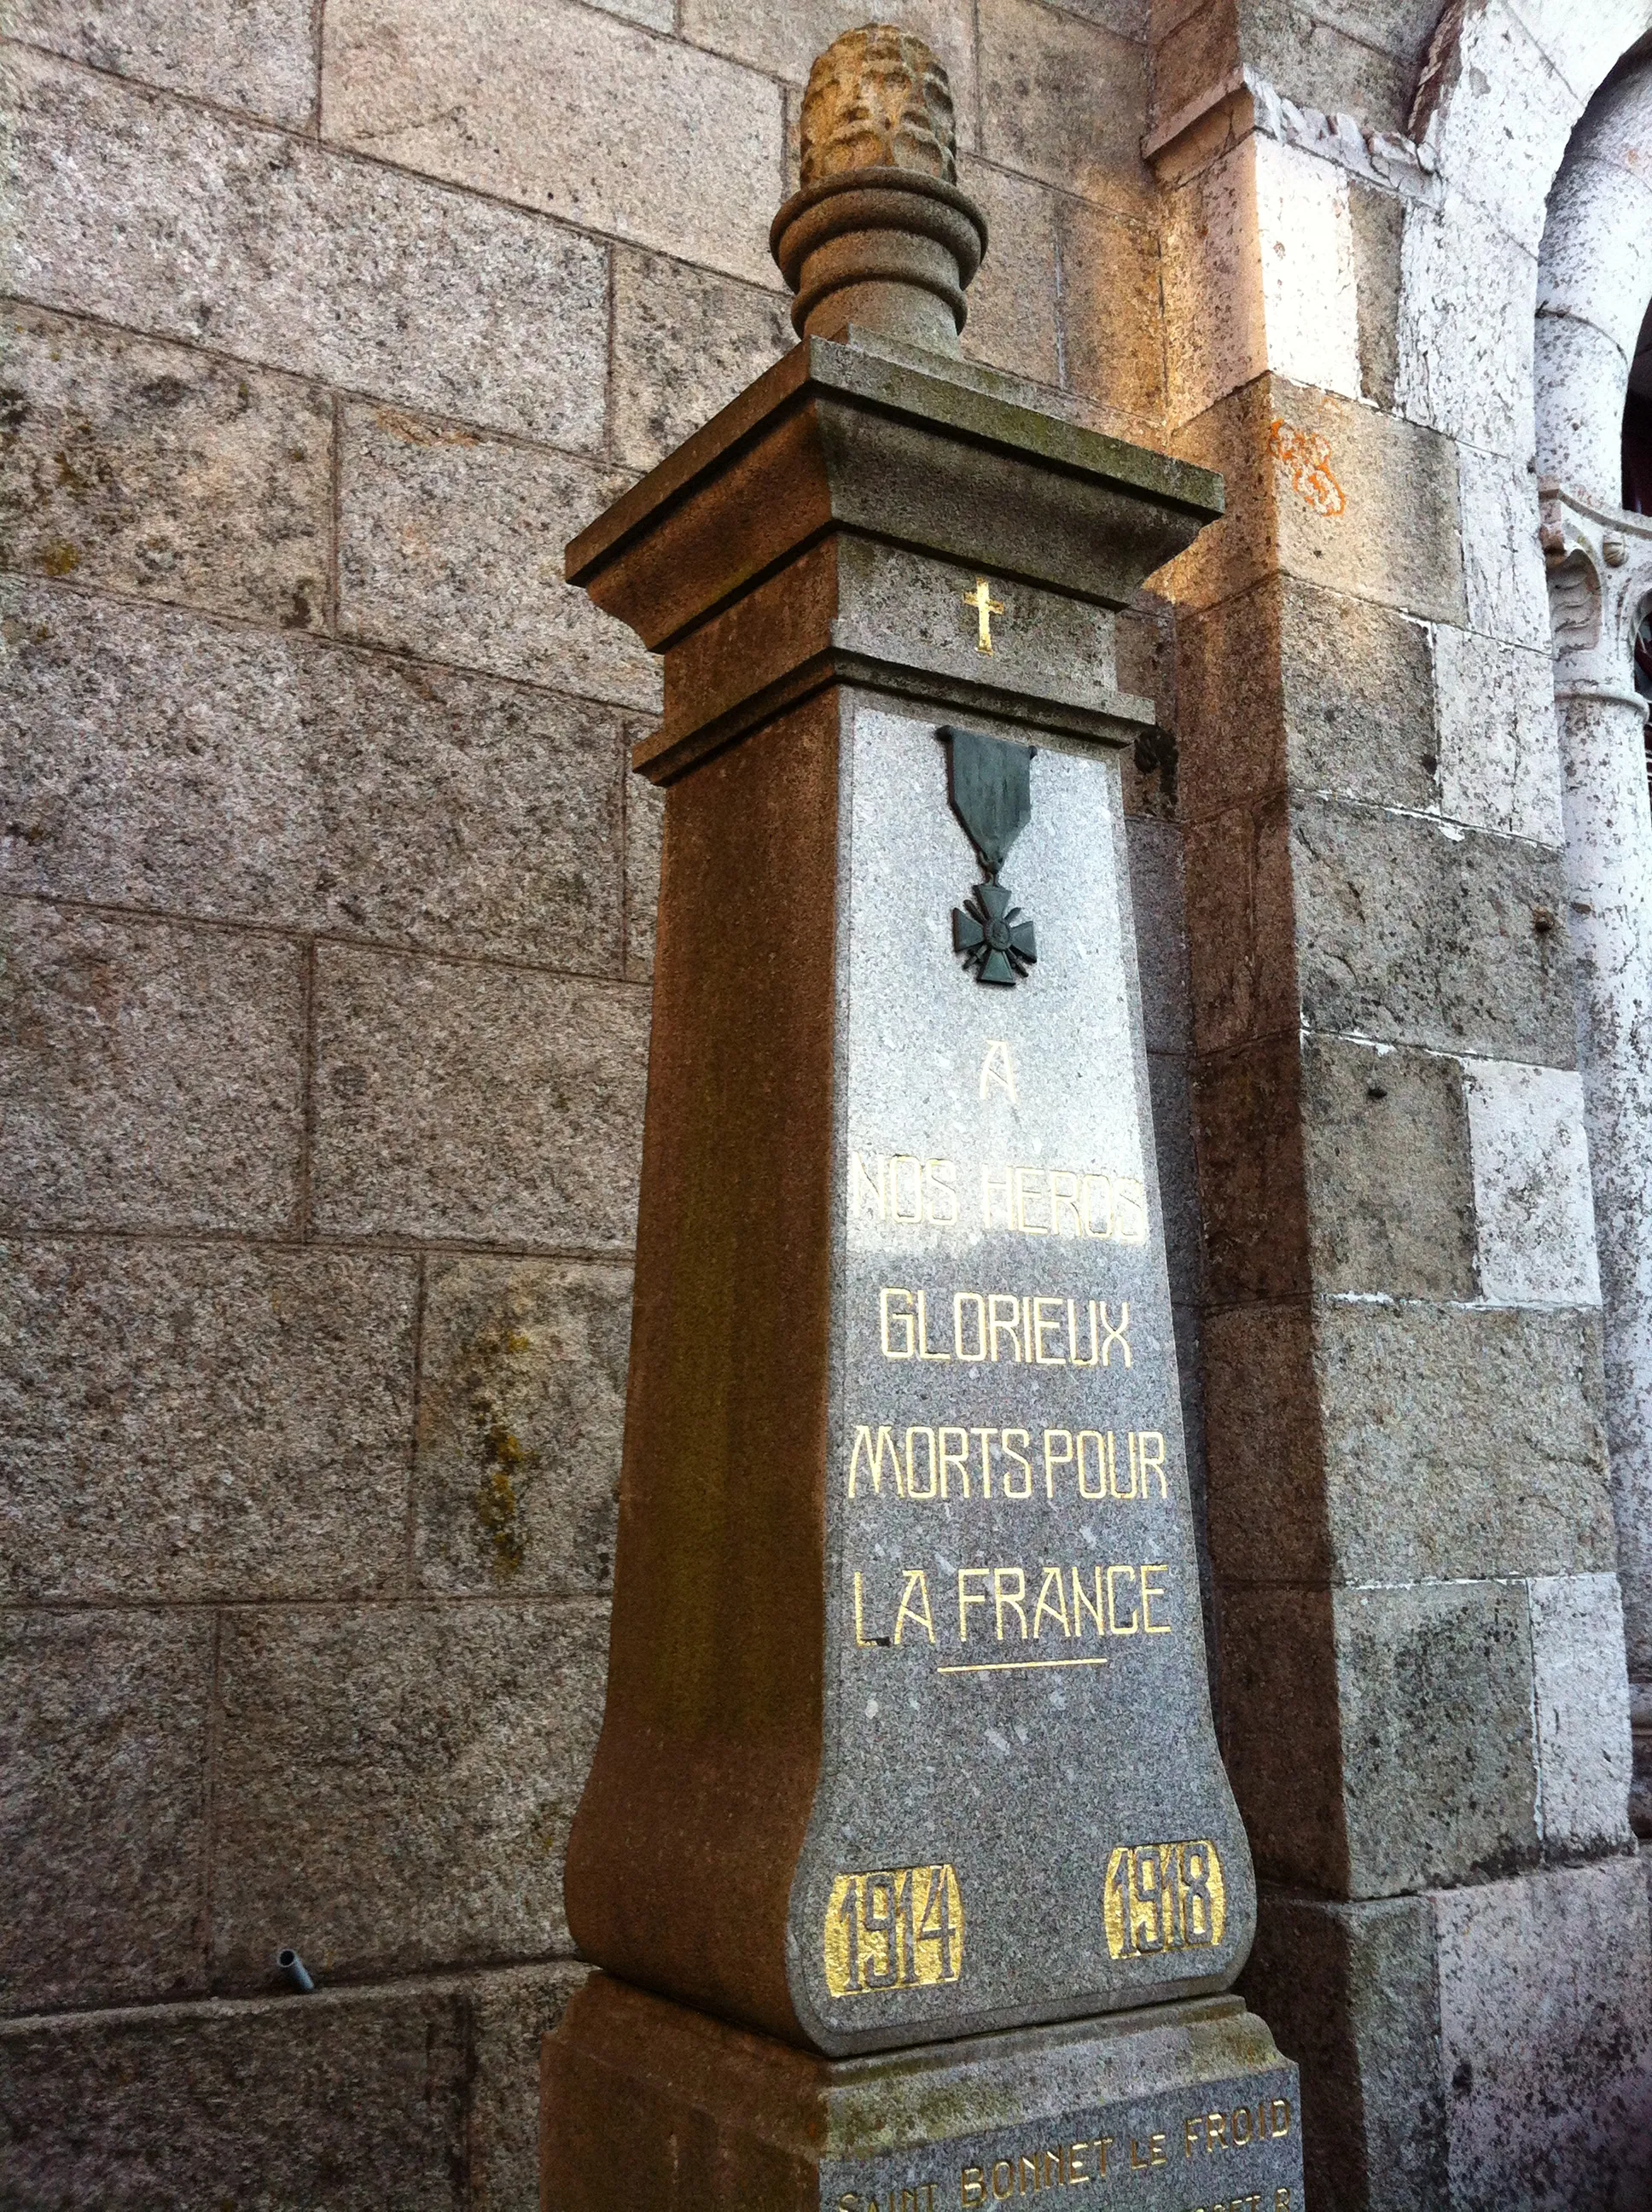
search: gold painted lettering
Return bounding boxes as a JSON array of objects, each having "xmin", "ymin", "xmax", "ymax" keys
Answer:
[
  {"xmin": 991, "ymin": 2161, "xmax": 1014, "ymax": 2202},
  {"xmin": 881, "ymin": 1289, "xmax": 916, "ymax": 1360},
  {"xmin": 1067, "ymin": 2143, "xmax": 1089, "ymax": 2184},
  {"xmin": 1014, "ymin": 1167, "xmax": 1050, "ymax": 1235},
  {"xmin": 1184, "ymin": 2116, "xmax": 1206, "ymax": 2158},
  {"xmin": 1042, "ymin": 1428, "xmax": 1073, "ymax": 1499},
  {"xmin": 1098, "ymin": 1302, "xmax": 1131, "ymax": 1367},
  {"xmin": 980, "ymin": 1164, "xmax": 1014, "ymax": 1231},
  {"xmin": 852, "ymin": 1572, "xmax": 886, "ymax": 1649},
  {"xmin": 939, "ymin": 1427, "xmax": 971, "ymax": 1499},
  {"xmin": 1076, "ymin": 1429, "xmax": 1107, "ymax": 1500},
  {"xmin": 889, "ymin": 1155, "xmax": 925, "ymax": 1224},
  {"xmin": 925, "ymin": 1158, "xmax": 959, "ymax": 1224},
  {"xmin": 962, "ymin": 2171, "xmax": 986, "ymax": 2209},
  {"xmin": 916, "ymin": 1290, "xmax": 951, "ymax": 1363},
  {"xmin": 971, "ymin": 1426, "xmax": 995, "ymax": 1498},
  {"xmin": 992, "ymin": 1567, "xmax": 1027, "ymax": 1642},
  {"xmin": 1106, "ymin": 1563, "xmax": 1140, "ymax": 1635},
  {"xmin": 1067, "ymin": 1298, "xmax": 1099, "ymax": 1367},
  {"xmin": 1073, "ymin": 1567, "xmax": 1106, "ymax": 1639},
  {"xmin": 958, "ymin": 1569, "xmax": 990, "ymax": 1640},
  {"xmin": 1049, "ymin": 1169, "xmax": 1082, "ymax": 1236},
  {"xmin": 1114, "ymin": 1179, "xmax": 1149, "ymax": 1243},
  {"xmin": 980, "ymin": 1040, "xmax": 1017, "ymax": 1103},
  {"xmin": 1080, "ymin": 1174, "xmax": 1113, "ymax": 1239},
  {"xmin": 1271, "ymin": 2101, "xmax": 1291, "ymax": 2137},
  {"xmin": 1031, "ymin": 1296, "xmax": 1065, "ymax": 1365},
  {"xmin": 1143, "ymin": 1562, "xmax": 1172, "ymax": 1633},
  {"xmin": 1032, "ymin": 1566, "xmax": 1071, "ymax": 1639},
  {"xmin": 1000, "ymin": 1429, "xmax": 1032, "ymax": 1499},
  {"xmin": 849, "ymin": 1425, "xmax": 903, "ymax": 1498},
  {"xmin": 894, "ymin": 1571, "xmax": 935, "ymax": 1646},
  {"xmin": 851, "ymin": 1153, "xmax": 885, "ymax": 1220},
  {"xmin": 1207, "ymin": 2112, "xmax": 1228, "ymax": 2150},
  {"xmin": 987, "ymin": 1295, "xmax": 1023, "ymax": 1364},
  {"xmin": 1137, "ymin": 1430, "xmax": 1167, "ymax": 1498},
  {"xmin": 954, "ymin": 1293, "xmax": 988, "ymax": 1363},
  {"xmin": 905, "ymin": 1428, "xmax": 939, "ymax": 1500}
]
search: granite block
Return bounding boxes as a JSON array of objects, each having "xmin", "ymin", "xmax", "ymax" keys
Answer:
[
  {"xmin": 624, "ymin": 768, "xmax": 664, "ymax": 982},
  {"xmin": 1293, "ymin": 796, "xmax": 1578, "ymax": 1064},
  {"xmin": 321, "ymin": 0, "xmax": 785, "ymax": 288},
  {"xmin": 1393, "ymin": 191, "xmax": 1539, "ymax": 463},
  {"xmin": 1259, "ymin": 576, "xmax": 1436, "ymax": 814},
  {"xmin": 211, "ymin": 1601, "xmax": 608, "ymax": 1985},
  {"xmin": 957, "ymin": 158, "xmax": 1062, "ymax": 393},
  {"xmin": 1301, "ymin": 1034, "xmax": 1477, "ymax": 1300},
  {"xmin": 0, "ymin": 1983, "xmax": 470, "ymax": 2209},
  {"xmin": 1335, "ymin": 1581, "xmax": 1539, "ymax": 1895},
  {"xmin": 9, "ymin": 0, "xmax": 318, "ymax": 125},
  {"xmin": 1207, "ymin": 1299, "xmax": 1615, "ymax": 1587},
  {"xmin": 0, "ymin": 899, "xmax": 303, "ymax": 1233},
  {"xmin": 1456, "ymin": 442, "xmax": 1552, "ymax": 652},
  {"xmin": 0, "ymin": 1608, "xmax": 212, "ymax": 2016},
  {"xmin": 0, "ymin": 303, "xmax": 331, "ymax": 628},
  {"xmin": 1529, "ymin": 1574, "xmax": 1635, "ymax": 1855},
  {"xmin": 1240, "ymin": 1891, "xmax": 1448, "ymax": 2212},
  {"xmin": 1465, "ymin": 1059, "xmax": 1600, "ymax": 1307},
  {"xmin": 978, "ymin": 0, "xmax": 1155, "ymax": 215},
  {"xmin": 413, "ymin": 1255, "xmax": 631, "ymax": 1596},
  {"xmin": 1432, "ymin": 626, "xmax": 1564, "ymax": 845},
  {"xmin": 1435, "ymin": 1860, "xmax": 1652, "ymax": 2211},
  {"xmin": 1184, "ymin": 792, "xmax": 1298, "ymax": 1053},
  {"xmin": 1, "ymin": 583, "xmax": 626, "ymax": 965},
  {"xmin": 469, "ymin": 1964, "xmax": 590, "ymax": 2212},
  {"xmin": 1218, "ymin": 1586, "xmax": 1348, "ymax": 1892},
  {"xmin": 1166, "ymin": 375, "xmax": 1467, "ymax": 625},
  {"xmin": 611, "ymin": 250, "xmax": 794, "ymax": 475},
  {"xmin": 311, "ymin": 946, "xmax": 649, "ymax": 1249},
  {"xmin": 1148, "ymin": 1053, "xmax": 1203, "ymax": 1307},
  {"xmin": 1053, "ymin": 202, "xmax": 1166, "ymax": 428},
  {"xmin": 1241, "ymin": 0, "xmax": 1411, "ymax": 134},
  {"xmin": 1126, "ymin": 813, "xmax": 1191, "ymax": 1054},
  {"xmin": 8, "ymin": 45, "xmax": 608, "ymax": 446},
  {"xmin": 1348, "ymin": 178, "xmax": 1406, "ymax": 410},
  {"xmin": 337, "ymin": 405, "xmax": 660, "ymax": 711},
  {"xmin": 0, "ymin": 1238, "xmax": 418, "ymax": 1602},
  {"xmin": 1190, "ymin": 1033, "xmax": 1311, "ymax": 1305}
]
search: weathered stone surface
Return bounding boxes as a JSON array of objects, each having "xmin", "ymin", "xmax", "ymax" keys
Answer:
[
  {"xmin": 2, "ymin": 583, "xmax": 627, "ymax": 967},
  {"xmin": 1293, "ymin": 797, "xmax": 1577, "ymax": 1064},
  {"xmin": 957, "ymin": 159, "xmax": 1062, "ymax": 394},
  {"xmin": 337, "ymin": 405, "xmax": 659, "ymax": 711},
  {"xmin": 1243, "ymin": 0, "xmax": 1411, "ymax": 134},
  {"xmin": 9, "ymin": 0, "xmax": 318, "ymax": 125},
  {"xmin": 1184, "ymin": 791, "xmax": 1296, "ymax": 1052},
  {"xmin": 413, "ymin": 1256, "xmax": 630, "ymax": 1596},
  {"xmin": 1165, "ymin": 375, "xmax": 1467, "ymax": 625},
  {"xmin": 1348, "ymin": 177, "xmax": 1405, "ymax": 410},
  {"xmin": 680, "ymin": 0, "xmax": 980, "ymax": 132},
  {"xmin": 978, "ymin": 0, "xmax": 1154, "ymax": 214},
  {"xmin": 0, "ymin": 1239, "xmax": 417, "ymax": 1602},
  {"xmin": 311, "ymin": 947, "xmax": 649, "ymax": 1249},
  {"xmin": 1192, "ymin": 1033, "xmax": 1311, "ymax": 1305},
  {"xmin": 1394, "ymin": 191, "xmax": 1539, "ymax": 462},
  {"xmin": 212, "ymin": 1602, "xmax": 607, "ymax": 1984},
  {"xmin": 1053, "ymin": 201, "xmax": 1166, "ymax": 427},
  {"xmin": 1127, "ymin": 812, "xmax": 1191, "ymax": 1054},
  {"xmin": 0, "ymin": 1609, "xmax": 212, "ymax": 2016},
  {"xmin": 468, "ymin": 1963, "xmax": 589, "ymax": 2211},
  {"xmin": 0, "ymin": 899, "xmax": 303, "ymax": 1233},
  {"xmin": 1303, "ymin": 1034, "xmax": 1476, "ymax": 1299},
  {"xmin": 1181, "ymin": 575, "xmax": 1439, "ymax": 826},
  {"xmin": 1434, "ymin": 1860, "xmax": 1652, "ymax": 2211},
  {"xmin": 1240, "ymin": 1892, "xmax": 1448, "ymax": 2212},
  {"xmin": 8, "ymin": 46, "xmax": 608, "ymax": 446},
  {"xmin": 0, "ymin": 305, "xmax": 331, "ymax": 628},
  {"xmin": 0, "ymin": 1982, "xmax": 471, "ymax": 2209},
  {"xmin": 322, "ymin": 0, "xmax": 784, "ymax": 289},
  {"xmin": 1465, "ymin": 1059, "xmax": 1600, "ymax": 1307},
  {"xmin": 1432, "ymin": 625, "xmax": 1564, "ymax": 845},
  {"xmin": 1456, "ymin": 441, "xmax": 1552, "ymax": 651},
  {"xmin": 1207, "ymin": 1299, "xmax": 1614, "ymax": 1587},
  {"xmin": 1224, "ymin": 1580, "xmax": 1540, "ymax": 1895},
  {"xmin": 624, "ymin": 769, "xmax": 664, "ymax": 982},
  {"xmin": 1529, "ymin": 1573, "xmax": 1635, "ymax": 1855},
  {"xmin": 610, "ymin": 250, "xmax": 793, "ymax": 474}
]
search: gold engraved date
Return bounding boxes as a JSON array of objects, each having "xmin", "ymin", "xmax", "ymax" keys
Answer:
[
  {"xmin": 823, "ymin": 1864, "xmax": 964, "ymax": 1997},
  {"xmin": 1103, "ymin": 1841, "xmax": 1225, "ymax": 1959}
]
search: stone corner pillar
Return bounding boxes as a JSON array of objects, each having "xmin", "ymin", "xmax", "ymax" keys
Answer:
[{"xmin": 540, "ymin": 27, "xmax": 1305, "ymax": 2209}]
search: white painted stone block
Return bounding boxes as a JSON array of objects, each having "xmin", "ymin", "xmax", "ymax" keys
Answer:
[
  {"xmin": 1394, "ymin": 193, "xmax": 1537, "ymax": 459},
  {"xmin": 1529, "ymin": 1572, "xmax": 1634, "ymax": 1852},
  {"xmin": 1457, "ymin": 445, "xmax": 1551, "ymax": 652},
  {"xmin": 1464, "ymin": 1061, "xmax": 1600, "ymax": 1308},
  {"xmin": 1434, "ymin": 1859, "xmax": 1652, "ymax": 2209},
  {"xmin": 1252, "ymin": 137, "xmax": 1360, "ymax": 405},
  {"xmin": 1431, "ymin": 626, "xmax": 1563, "ymax": 846},
  {"xmin": 1418, "ymin": 2, "xmax": 1583, "ymax": 251}
]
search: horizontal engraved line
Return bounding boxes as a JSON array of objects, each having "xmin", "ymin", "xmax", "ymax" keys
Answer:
[{"xmin": 935, "ymin": 1655, "xmax": 1109, "ymax": 1675}]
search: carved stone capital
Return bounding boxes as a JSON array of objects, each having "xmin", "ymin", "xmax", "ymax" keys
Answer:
[
  {"xmin": 771, "ymin": 27, "xmax": 987, "ymax": 354},
  {"xmin": 1540, "ymin": 481, "xmax": 1652, "ymax": 713}
]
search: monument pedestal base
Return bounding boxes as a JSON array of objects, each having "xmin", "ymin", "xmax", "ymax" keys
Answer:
[{"xmin": 542, "ymin": 1974, "xmax": 1303, "ymax": 2212}]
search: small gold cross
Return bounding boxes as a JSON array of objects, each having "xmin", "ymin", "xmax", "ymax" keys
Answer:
[{"xmin": 962, "ymin": 577, "xmax": 1004, "ymax": 654}]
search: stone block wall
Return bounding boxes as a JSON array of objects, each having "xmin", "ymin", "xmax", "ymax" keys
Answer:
[{"xmin": 0, "ymin": 6, "xmax": 1186, "ymax": 2202}]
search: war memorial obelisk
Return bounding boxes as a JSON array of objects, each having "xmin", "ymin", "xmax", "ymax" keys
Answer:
[{"xmin": 542, "ymin": 27, "xmax": 1305, "ymax": 2208}]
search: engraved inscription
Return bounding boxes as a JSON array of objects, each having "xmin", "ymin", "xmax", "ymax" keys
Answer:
[
  {"xmin": 1104, "ymin": 1842, "xmax": 1227, "ymax": 1959},
  {"xmin": 824, "ymin": 1865, "xmax": 965, "ymax": 1996}
]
